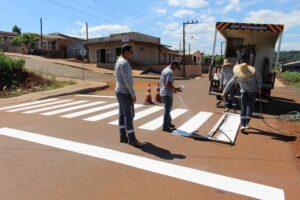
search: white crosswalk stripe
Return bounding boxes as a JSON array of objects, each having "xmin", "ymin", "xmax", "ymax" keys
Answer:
[
  {"xmin": 61, "ymin": 103, "xmax": 119, "ymax": 118},
  {"xmin": 0, "ymin": 98, "xmax": 59, "ymax": 111},
  {"xmin": 109, "ymin": 106, "xmax": 164, "ymax": 125},
  {"xmin": 7, "ymin": 99, "xmax": 73, "ymax": 112},
  {"xmin": 173, "ymin": 111, "xmax": 213, "ymax": 136},
  {"xmin": 138, "ymin": 108, "xmax": 188, "ymax": 131},
  {"xmin": 84, "ymin": 104, "xmax": 144, "ymax": 122},
  {"xmin": 42, "ymin": 101, "xmax": 106, "ymax": 116},
  {"xmin": 1, "ymin": 97, "xmax": 224, "ymax": 136},
  {"xmin": 23, "ymin": 100, "xmax": 89, "ymax": 114},
  {"xmin": 75, "ymin": 94, "xmax": 116, "ymax": 99}
]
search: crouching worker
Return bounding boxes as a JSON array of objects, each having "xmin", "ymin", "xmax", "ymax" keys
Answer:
[
  {"xmin": 220, "ymin": 59, "xmax": 237, "ymax": 111},
  {"xmin": 222, "ymin": 63, "xmax": 262, "ymax": 132}
]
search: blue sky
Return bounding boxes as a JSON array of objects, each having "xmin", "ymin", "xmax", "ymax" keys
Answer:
[{"xmin": 1, "ymin": 0, "xmax": 299, "ymax": 53}]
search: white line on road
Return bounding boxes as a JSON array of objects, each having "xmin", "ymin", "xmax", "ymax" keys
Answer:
[
  {"xmin": 23, "ymin": 100, "xmax": 89, "ymax": 114},
  {"xmin": 84, "ymin": 104, "xmax": 144, "ymax": 122},
  {"xmin": 109, "ymin": 106, "xmax": 164, "ymax": 125},
  {"xmin": 42, "ymin": 101, "xmax": 106, "ymax": 116},
  {"xmin": 0, "ymin": 127, "xmax": 285, "ymax": 200},
  {"xmin": 75, "ymin": 94, "xmax": 116, "ymax": 99},
  {"xmin": 139, "ymin": 109, "xmax": 188, "ymax": 131},
  {"xmin": 173, "ymin": 111, "xmax": 213, "ymax": 136},
  {"xmin": 61, "ymin": 103, "xmax": 119, "ymax": 119},
  {"xmin": 7, "ymin": 100, "xmax": 73, "ymax": 112},
  {"xmin": 0, "ymin": 98, "xmax": 59, "ymax": 111}
]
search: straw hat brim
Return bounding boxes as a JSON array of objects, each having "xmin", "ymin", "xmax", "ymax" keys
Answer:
[{"xmin": 233, "ymin": 63, "xmax": 255, "ymax": 79}]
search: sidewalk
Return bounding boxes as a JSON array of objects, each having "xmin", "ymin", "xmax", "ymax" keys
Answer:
[
  {"xmin": 5, "ymin": 53, "xmax": 190, "ymax": 80},
  {"xmin": 0, "ymin": 78, "xmax": 108, "ymax": 106}
]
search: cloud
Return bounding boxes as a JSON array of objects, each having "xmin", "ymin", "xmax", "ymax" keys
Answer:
[
  {"xmin": 77, "ymin": 22, "xmax": 131, "ymax": 37},
  {"xmin": 288, "ymin": 33, "xmax": 300, "ymax": 38},
  {"xmin": 244, "ymin": 9, "xmax": 300, "ymax": 30},
  {"xmin": 223, "ymin": 0, "xmax": 241, "ymax": 14},
  {"xmin": 281, "ymin": 42, "xmax": 300, "ymax": 51},
  {"xmin": 167, "ymin": 0, "xmax": 208, "ymax": 8},
  {"xmin": 155, "ymin": 8, "xmax": 167, "ymax": 15},
  {"xmin": 173, "ymin": 9, "xmax": 196, "ymax": 18},
  {"xmin": 158, "ymin": 14, "xmax": 217, "ymax": 52}
]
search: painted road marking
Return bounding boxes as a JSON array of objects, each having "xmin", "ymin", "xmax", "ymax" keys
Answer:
[
  {"xmin": 109, "ymin": 106, "xmax": 164, "ymax": 125},
  {"xmin": 139, "ymin": 109, "xmax": 188, "ymax": 131},
  {"xmin": 42, "ymin": 101, "xmax": 106, "ymax": 116},
  {"xmin": 0, "ymin": 98, "xmax": 59, "ymax": 111},
  {"xmin": 173, "ymin": 111, "xmax": 213, "ymax": 136},
  {"xmin": 61, "ymin": 103, "xmax": 119, "ymax": 119},
  {"xmin": 75, "ymin": 94, "xmax": 116, "ymax": 99},
  {"xmin": 0, "ymin": 127, "xmax": 285, "ymax": 200},
  {"xmin": 7, "ymin": 100, "xmax": 73, "ymax": 112},
  {"xmin": 23, "ymin": 100, "xmax": 89, "ymax": 114},
  {"xmin": 84, "ymin": 104, "xmax": 144, "ymax": 122}
]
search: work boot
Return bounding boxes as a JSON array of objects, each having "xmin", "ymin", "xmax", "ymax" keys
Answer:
[
  {"xmin": 240, "ymin": 126, "xmax": 247, "ymax": 133},
  {"xmin": 224, "ymin": 107, "xmax": 230, "ymax": 112},
  {"xmin": 170, "ymin": 123, "xmax": 176, "ymax": 128},
  {"xmin": 128, "ymin": 138, "xmax": 144, "ymax": 148},
  {"xmin": 162, "ymin": 127, "xmax": 173, "ymax": 132},
  {"xmin": 120, "ymin": 135, "xmax": 128, "ymax": 143}
]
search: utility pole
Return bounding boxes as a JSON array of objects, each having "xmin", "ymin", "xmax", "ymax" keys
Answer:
[
  {"xmin": 40, "ymin": 18, "xmax": 43, "ymax": 50},
  {"xmin": 179, "ymin": 40, "xmax": 181, "ymax": 53},
  {"xmin": 183, "ymin": 20, "xmax": 198, "ymax": 77},
  {"xmin": 86, "ymin": 22, "xmax": 89, "ymax": 63},
  {"xmin": 221, "ymin": 41, "xmax": 225, "ymax": 58}
]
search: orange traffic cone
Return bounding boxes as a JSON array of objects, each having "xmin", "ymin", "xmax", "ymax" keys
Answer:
[
  {"xmin": 155, "ymin": 82, "xmax": 162, "ymax": 103},
  {"xmin": 144, "ymin": 83, "xmax": 153, "ymax": 104}
]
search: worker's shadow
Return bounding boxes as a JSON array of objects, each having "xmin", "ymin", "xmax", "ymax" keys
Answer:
[
  {"xmin": 258, "ymin": 97, "xmax": 300, "ymax": 116},
  {"xmin": 244, "ymin": 127, "xmax": 296, "ymax": 142},
  {"xmin": 141, "ymin": 142, "xmax": 186, "ymax": 160}
]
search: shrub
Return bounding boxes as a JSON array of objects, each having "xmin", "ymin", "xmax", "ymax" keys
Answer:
[
  {"xmin": 0, "ymin": 51, "xmax": 25, "ymax": 90},
  {"xmin": 282, "ymin": 71, "xmax": 300, "ymax": 84}
]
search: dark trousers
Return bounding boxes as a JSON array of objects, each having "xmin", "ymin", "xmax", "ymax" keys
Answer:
[
  {"xmin": 241, "ymin": 92, "xmax": 256, "ymax": 126},
  {"xmin": 223, "ymin": 84, "xmax": 237, "ymax": 108},
  {"xmin": 162, "ymin": 95, "xmax": 173, "ymax": 128},
  {"xmin": 116, "ymin": 92, "xmax": 136, "ymax": 139}
]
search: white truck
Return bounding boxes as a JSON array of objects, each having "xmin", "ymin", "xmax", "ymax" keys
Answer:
[{"xmin": 209, "ymin": 22, "xmax": 284, "ymax": 102}]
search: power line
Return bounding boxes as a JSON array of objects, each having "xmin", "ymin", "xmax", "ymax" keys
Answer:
[{"xmin": 45, "ymin": 0, "xmax": 114, "ymax": 23}]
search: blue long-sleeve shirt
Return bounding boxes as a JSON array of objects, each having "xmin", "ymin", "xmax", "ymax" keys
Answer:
[
  {"xmin": 223, "ymin": 71, "xmax": 262, "ymax": 94},
  {"xmin": 115, "ymin": 56, "xmax": 135, "ymax": 96}
]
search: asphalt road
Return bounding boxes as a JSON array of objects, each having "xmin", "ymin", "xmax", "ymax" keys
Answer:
[{"xmin": 0, "ymin": 78, "xmax": 299, "ymax": 200}]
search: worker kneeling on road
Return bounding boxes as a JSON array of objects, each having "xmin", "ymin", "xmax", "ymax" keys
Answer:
[
  {"xmin": 220, "ymin": 59, "xmax": 237, "ymax": 112},
  {"xmin": 222, "ymin": 63, "xmax": 262, "ymax": 132},
  {"xmin": 160, "ymin": 60, "xmax": 182, "ymax": 132}
]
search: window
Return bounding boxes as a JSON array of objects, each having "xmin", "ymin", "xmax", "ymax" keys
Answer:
[{"xmin": 115, "ymin": 47, "xmax": 121, "ymax": 57}]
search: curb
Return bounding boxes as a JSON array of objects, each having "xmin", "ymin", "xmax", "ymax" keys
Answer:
[
  {"xmin": 0, "ymin": 83, "xmax": 109, "ymax": 106},
  {"xmin": 39, "ymin": 84, "xmax": 109, "ymax": 99}
]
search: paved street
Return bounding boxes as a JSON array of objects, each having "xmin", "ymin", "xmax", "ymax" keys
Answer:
[{"xmin": 0, "ymin": 78, "xmax": 299, "ymax": 200}]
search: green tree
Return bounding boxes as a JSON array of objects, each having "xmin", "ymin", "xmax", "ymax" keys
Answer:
[
  {"xmin": 11, "ymin": 33, "xmax": 38, "ymax": 50},
  {"xmin": 12, "ymin": 25, "xmax": 21, "ymax": 35},
  {"xmin": 203, "ymin": 55, "xmax": 210, "ymax": 64},
  {"xmin": 215, "ymin": 55, "xmax": 224, "ymax": 66}
]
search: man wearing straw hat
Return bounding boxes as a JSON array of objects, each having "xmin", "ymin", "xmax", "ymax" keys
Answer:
[
  {"xmin": 220, "ymin": 59, "xmax": 237, "ymax": 111},
  {"xmin": 222, "ymin": 63, "xmax": 262, "ymax": 131}
]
